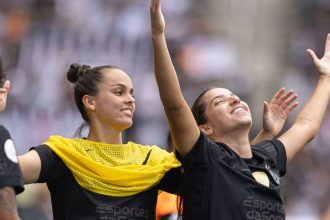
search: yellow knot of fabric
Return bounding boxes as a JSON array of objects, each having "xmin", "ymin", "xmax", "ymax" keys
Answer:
[{"xmin": 44, "ymin": 136, "xmax": 181, "ymax": 197}]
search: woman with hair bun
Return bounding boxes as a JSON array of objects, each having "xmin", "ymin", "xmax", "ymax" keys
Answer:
[{"xmin": 16, "ymin": 64, "xmax": 182, "ymax": 220}]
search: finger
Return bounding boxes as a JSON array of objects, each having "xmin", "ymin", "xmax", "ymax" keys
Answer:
[
  {"xmin": 306, "ymin": 49, "xmax": 320, "ymax": 65},
  {"xmin": 281, "ymin": 93, "xmax": 298, "ymax": 109},
  {"xmin": 2, "ymin": 80, "xmax": 10, "ymax": 91},
  {"xmin": 270, "ymin": 87, "xmax": 285, "ymax": 104},
  {"xmin": 277, "ymin": 89, "xmax": 294, "ymax": 105},
  {"xmin": 151, "ymin": 0, "xmax": 160, "ymax": 11},
  {"xmin": 285, "ymin": 101, "xmax": 299, "ymax": 114},
  {"xmin": 150, "ymin": 0, "xmax": 156, "ymax": 11},
  {"xmin": 263, "ymin": 101, "xmax": 270, "ymax": 116}
]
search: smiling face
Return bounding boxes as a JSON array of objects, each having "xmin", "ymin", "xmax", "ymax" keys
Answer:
[
  {"xmin": 200, "ymin": 88, "xmax": 252, "ymax": 136},
  {"xmin": 90, "ymin": 68, "xmax": 135, "ymax": 131}
]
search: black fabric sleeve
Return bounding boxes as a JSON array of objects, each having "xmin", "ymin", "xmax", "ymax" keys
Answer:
[
  {"xmin": 30, "ymin": 145, "xmax": 67, "ymax": 183},
  {"xmin": 0, "ymin": 125, "xmax": 24, "ymax": 194},
  {"xmin": 158, "ymin": 167, "xmax": 182, "ymax": 194},
  {"xmin": 252, "ymin": 139, "xmax": 287, "ymax": 176},
  {"xmin": 175, "ymin": 132, "xmax": 217, "ymax": 172},
  {"xmin": 0, "ymin": 172, "xmax": 24, "ymax": 195}
]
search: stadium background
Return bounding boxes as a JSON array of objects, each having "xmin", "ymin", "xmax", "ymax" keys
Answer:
[{"xmin": 0, "ymin": 0, "xmax": 329, "ymax": 219}]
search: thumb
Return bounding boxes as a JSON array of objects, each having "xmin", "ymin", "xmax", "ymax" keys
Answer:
[
  {"xmin": 263, "ymin": 101, "xmax": 270, "ymax": 118},
  {"xmin": 263, "ymin": 101, "xmax": 269, "ymax": 112},
  {"xmin": 306, "ymin": 49, "xmax": 319, "ymax": 65},
  {"xmin": 2, "ymin": 80, "xmax": 10, "ymax": 91}
]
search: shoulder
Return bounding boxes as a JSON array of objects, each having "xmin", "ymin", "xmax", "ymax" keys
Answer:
[{"xmin": 252, "ymin": 139, "xmax": 286, "ymax": 158}]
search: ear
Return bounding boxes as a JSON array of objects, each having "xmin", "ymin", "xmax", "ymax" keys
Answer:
[
  {"xmin": 82, "ymin": 95, "xmax": 95, "ymax": 111},
  {"xmin": 199, "ymin": 124, "xmax": 214, "ymax": 136}
]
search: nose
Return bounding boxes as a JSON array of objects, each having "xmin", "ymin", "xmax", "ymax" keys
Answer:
[
  {"xmin": 229, "ymin": 95, "xmax": 240, "ymax": 105},
  {"xmin": 126, "ymin": 94, "xmax": 135, "ymax": 104}
]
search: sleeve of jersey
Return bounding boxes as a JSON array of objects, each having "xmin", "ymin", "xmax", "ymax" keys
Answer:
[
  {"xmin": 158, "ymin": 167, "xmax": 182, "ymax": 194},
  {"xmin": 175, "ymin": 132, "xmax": 216, "ymax": 172},
  {"xmin": 30, "ymin": 145, "xmax": 66, "ymax": 183},
  {"xmin": 253, "ymin": 140, "xmax": 287, "ymax": 176}
]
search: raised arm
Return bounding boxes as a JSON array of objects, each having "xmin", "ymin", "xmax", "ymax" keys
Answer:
[
  {"xmin": 150, "ymin": 0, "xmax": 200, "ymax": 156},
  {"xmin": 251, "ymin": 88, "xmax": 298, "ymax": 144},
  {"xmin": 278, "ymin": 34, "xmax": 330, "ymax": 161}
]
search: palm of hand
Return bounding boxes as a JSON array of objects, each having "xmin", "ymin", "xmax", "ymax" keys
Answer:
[
  {"xmin": 264, "ymin": 104, "xmax": 287, "ymax": 136},
  {"xmin": 318, "ymin": 55, "xmax": 330, "ymax": 76}
]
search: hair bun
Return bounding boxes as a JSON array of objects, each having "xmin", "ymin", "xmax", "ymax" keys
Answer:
[{"xmin": 67, "ymin": 63, "xmax": 91, "ymax": 83}]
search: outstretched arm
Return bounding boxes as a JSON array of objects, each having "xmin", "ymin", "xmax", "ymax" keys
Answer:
[
  {"xmin": 251, "ymin": 88, "xmax": 298, "ymax": 144},
  {"xmin": 151, "ymin": 0, "xmax": 200, "ymax": 156},
  {"xmin": 279, "ymin": 33, "xmax": 330, "ymax": 161}
]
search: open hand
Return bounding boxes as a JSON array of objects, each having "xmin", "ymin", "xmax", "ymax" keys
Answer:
[
  {"xmin": 307, "ymin": 33, "xmax": 330, "ymax": 77},
  {"xmin": 262, "ymin": 88, "xmax": 298, "ymax": 136},
  {"xmin": 150, "ymin": 0, "xmax": 165, "ymax": 37}
]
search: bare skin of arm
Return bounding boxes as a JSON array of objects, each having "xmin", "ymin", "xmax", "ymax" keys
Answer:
[
  {"xmin": 279, "ymin": 34, "xmax": 330, "ymax": 161},
  {"xmin": 18, "ymin": 150, "xmax": 42, "ymax": 184},
  {"xmin": 0, "ymin": 187, "xmax": 20, "ymax": 220},
  {"xmin": 151, "ymin": 0, "xmax": 200, "ymax": 156}
]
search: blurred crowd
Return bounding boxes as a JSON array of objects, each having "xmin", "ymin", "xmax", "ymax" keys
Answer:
[{"xmin": 0, "ymin": 0, "xmax": 329, "ymax": 219}]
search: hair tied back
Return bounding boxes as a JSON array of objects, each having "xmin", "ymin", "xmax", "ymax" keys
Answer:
[{"xmin": 67, "ymin": 63, "xmax": 91, "ymax": 83}]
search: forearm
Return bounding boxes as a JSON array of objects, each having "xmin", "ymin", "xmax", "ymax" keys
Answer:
[
  {"xmin": 152, "ymin": 33, "xmax": 200, "ymax": 156},
  {"xmin": 152, "ymin": 34, "xmax": 186, "ymax": 110},
  {"xmin": 0, "ymin": 187, "xmax": 20, "ymax": 220},
  {"xmin": 295, "ymin": 75, "xmax": 330, "ymax": 137},
  {"xmin": 251, "ymin": 129, "xmax": 274, "ymax": 145}
]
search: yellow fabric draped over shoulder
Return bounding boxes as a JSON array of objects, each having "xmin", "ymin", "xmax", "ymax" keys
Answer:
[{"xmin": 43, "ymin": 136, "xmax": 181, "ymax": 197}]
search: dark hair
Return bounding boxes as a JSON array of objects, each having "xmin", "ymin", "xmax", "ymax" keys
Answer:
[
  {"xmin": 67, "ymin": 63, "xmax": 121, "ymax": 136},
  {"xmin": 191, "ymin": 88, "xmax": 215, "ymax": 125}
]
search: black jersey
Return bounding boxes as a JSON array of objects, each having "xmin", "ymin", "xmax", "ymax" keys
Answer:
[
  {"xmin": 176, "ymin": 132, "xmax": 286, "ymax": 220},
  {"xmin": 33, "ymin": 145, "xmax": 181, "ymax": 220},
  {"xmin": 0, "ymin": 125, "xmax": 24, "ymax": 194}
]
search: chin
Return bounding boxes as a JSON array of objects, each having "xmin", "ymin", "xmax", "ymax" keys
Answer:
[{"xmin": 120, "ymin": 120, "xmax": 133, "ymax": 130}]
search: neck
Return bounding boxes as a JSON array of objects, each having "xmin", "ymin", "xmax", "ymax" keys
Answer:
[
  {"xmin": 211, "ymin": 129, "xmax": 252, "ymax": 158},
  {"xmin": 87, "ymin": 123, "xmax": 123, "ymax": 144}
]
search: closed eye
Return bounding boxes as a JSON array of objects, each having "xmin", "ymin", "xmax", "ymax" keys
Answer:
[
  {"xmin": 214, "ymin": 99, "xmax": 225, "ymax": 106},
  {"xmin": 114, "ymin": 90, "xmax": 123, "ymax": 96}
]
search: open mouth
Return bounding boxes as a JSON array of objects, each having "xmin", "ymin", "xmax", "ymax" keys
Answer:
[{"xmin": 230, "ymin": 106, "xmax": 247, "ymax": 114}]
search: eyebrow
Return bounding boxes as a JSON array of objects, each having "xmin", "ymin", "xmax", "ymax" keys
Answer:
[
  {"xmin": 210, "ymin": 93, "xmax": 236, "ymax": 104},
  {"xmin": 110, "ymin": 84, "xmax": 134, "ymax": 93}
]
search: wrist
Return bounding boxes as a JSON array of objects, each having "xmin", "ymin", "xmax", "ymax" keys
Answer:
[{"xmin": 259, "ymin": 128, "xmax": 276, "ymax": 138}]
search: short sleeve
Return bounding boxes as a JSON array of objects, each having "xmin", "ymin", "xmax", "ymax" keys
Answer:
[
  {"xmin": 252, "ymin": 139, "xmax": 287, "ymax": 176},
  {"xmin": 158, "ymin": 167, "xmax": 183, "ymax": 194},
  {"xmin": 31, "ymin": 145, "xmax": 67, "ymax": 183},
  {"xmin": 0, "ymin": 125, "xmax": 24, "ymax": 194},
  {"xmin": 175, "ymin": 132, "xmax": 219, "ymax": 172}
]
